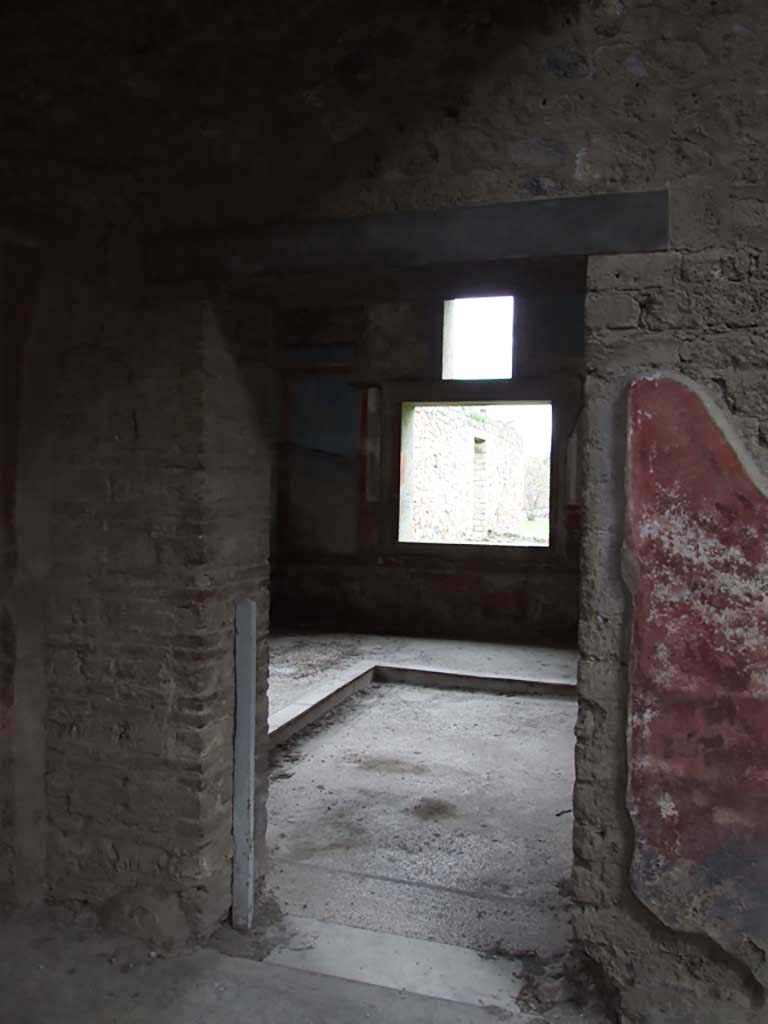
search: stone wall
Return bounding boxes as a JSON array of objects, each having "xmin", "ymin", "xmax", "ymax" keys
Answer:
[
  {"xmin": 7, "ymin": 236, "xmax": 273, "ymax": 940},
  {"xmin": 577, "ymin": 249, "xmax": 768, "ymax": 1023},
  {"xmin": 405, "ymin": 406, "xmax": 478, "ymax": 543},
  {"xmin": 403, "ymin": 406, "xmax": 528, "ymax": 544}
]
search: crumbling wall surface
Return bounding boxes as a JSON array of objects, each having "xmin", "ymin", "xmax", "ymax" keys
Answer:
[
  {"xmin": 626, "ymin": 375, "xmax": 768, "ymax": 982},
  {"xmin": 18, "ymin": 238, "xmax": 271, "ymax": 942},
  {"xmin": 579, "ymin": 248, "xmax": 768, "ymax": 1022}
]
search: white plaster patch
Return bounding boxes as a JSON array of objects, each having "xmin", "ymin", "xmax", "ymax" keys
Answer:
[
  {"xmin": 632, "ymin": 702, "xmax": 659, "ymax": 739},
  {"xmin": 747, "ymin": 666, "xmax": 768, "ymax": 695},
  {"xmin": 640, "ymin": 511, "xmax": 754, "ymax": 576},
  {"xmin": 658, "ymin": 792, "xmax": 679, "ymax": 821}
]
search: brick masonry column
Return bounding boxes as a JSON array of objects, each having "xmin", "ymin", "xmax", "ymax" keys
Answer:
[{"xmin": 12, "ymin": 234, "xmax": 273, "ymax": 943}]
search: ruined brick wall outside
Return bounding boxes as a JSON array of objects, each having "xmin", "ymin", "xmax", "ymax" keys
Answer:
[
  {"xmin": 407, "ymin": 407, "xmax": 525, "ymax": 543},
  {"xmin": 19, "ymin": 239, "xmax": 273, "ymax": 938},
  {"xmin": 408, "ymin": 407, "xmax": 477, "ymax": 542}
]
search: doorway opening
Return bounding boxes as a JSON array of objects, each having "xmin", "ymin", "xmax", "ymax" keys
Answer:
[{"xmin": 262, "ymin": 260, "xmax": 585, "ymax": 1014}]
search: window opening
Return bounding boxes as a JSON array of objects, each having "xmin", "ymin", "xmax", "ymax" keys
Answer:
[
  {"xmin": 399, "ymin": 402, "xmax": 552, "ymax": 546},
  {"xmin": 442, "ymin": 295, "xmax": 514, "ymax": 380}
]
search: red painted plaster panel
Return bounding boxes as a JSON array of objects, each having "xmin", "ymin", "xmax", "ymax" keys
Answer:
[{"xmin": 626, "ymin": 374, "xmax": 768, "ymax": 965}]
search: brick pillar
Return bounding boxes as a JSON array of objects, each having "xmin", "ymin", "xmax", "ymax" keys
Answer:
[{"xmin": 13, "ymin": 235, "xmax": 273, "ymax": 942}]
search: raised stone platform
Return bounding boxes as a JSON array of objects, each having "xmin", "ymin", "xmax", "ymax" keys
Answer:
[{"xmin": 268, "ymin": 634, "xmax": 577, "ymax": 746}]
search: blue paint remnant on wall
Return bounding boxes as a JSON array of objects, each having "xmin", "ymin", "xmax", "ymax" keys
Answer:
[
  {"xmin": 283, "ymin": 344, "xmax": 355, "ymax": 367},
  {"xmin": 286, "ymin": 374, "xmax": 360, "ymax": 457}
]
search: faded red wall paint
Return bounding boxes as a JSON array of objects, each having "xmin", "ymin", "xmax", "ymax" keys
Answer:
[
  {"xmin": 626, "ymin": 374, "xmax": 768, "ymax": 963},
  {"xmin": 481, "ymin": 589, "xmax": 529, "ymax": 616}
]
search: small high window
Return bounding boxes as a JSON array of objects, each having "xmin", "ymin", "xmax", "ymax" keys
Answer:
[
  {"xmin": 442, "ymin": 296, "xmax": 515, "ymax": 380},
  {"xmin": 399, "ymin": 402, "xmax": 552, "ymax": 547}
]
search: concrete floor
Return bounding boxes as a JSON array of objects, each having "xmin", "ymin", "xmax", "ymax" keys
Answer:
[
  {"xmin": 0, "ymin": 916, "xmax": 608, "ymax": 1024},
  {"xmin": 1, "ymin": 909, "xmax": 565, "ymax": 1024},
  {"xmin": 269, "ymin": 635, "xmax": 577, "ymax": 714},
  {"xmin": 1, "ymin": 672, "xmax": 605, "ymax": 1022},
  {"xmin": 268, "ymin": 633, "xmax": 578, "ymax": 741},
  {"xmin": 265, "ymin": 681, "xmax": 583, "ymax": 1015}
]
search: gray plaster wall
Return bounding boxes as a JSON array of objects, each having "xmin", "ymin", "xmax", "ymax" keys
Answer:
[{"xmin": 6, "ymin": 237, "xmax": 273, "ymax": 941}]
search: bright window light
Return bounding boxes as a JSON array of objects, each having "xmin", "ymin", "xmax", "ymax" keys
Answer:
[
  {"xmin": 399, "ymin": 402, "xmax": 552, "ymax": 547},
  {"xmin": 442, "ymin": 296, "xmax": 515, "ymax": 380}
]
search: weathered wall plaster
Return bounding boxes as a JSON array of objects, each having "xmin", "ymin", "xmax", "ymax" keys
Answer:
[
  {"xmin": 626, "ymin": 373, "xmax": 768, "ymax": 984},
  {"xmin": 579, "ymin": 248, "xmax": 768, "ymax": 1024}
]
